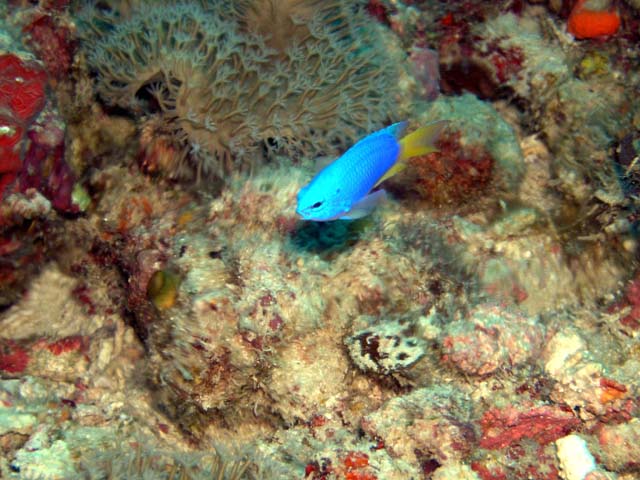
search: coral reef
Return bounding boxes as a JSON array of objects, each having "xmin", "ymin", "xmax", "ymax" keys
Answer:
[
  {"xmin": 21, "ymin": 6, "xmax": 77, "ymax": 79},
  {"xmin": 397, "ymin": 129, "xmax": 495, "ymax": 206},
  {"xmin": 2, "ymin": 0, "xmax": 640, "ymax": 479},
  {"xmin": 78, "ymin": 446, "xmax": 250, "ymax": 480},
  {"xmin": 418, "ymin": 93, "xmax": 525, "ymax": 193},
  {"xmin": 362, "ymin": 385, "xmax": 476, "ymax": 470},
  {"xmin": 0, "ymin": 53, "xmax": 47, "ymax": 200},
  {"xmin": 78, "ymin": 0, "xmax": 402, "ymax": 181},
  {"xmin": 0, "ymin": 2, "xmax": 83, "ymax": 305},
  {"xmin": 441, "ymin": 303, "xmax": 545, "ymax": 376}
]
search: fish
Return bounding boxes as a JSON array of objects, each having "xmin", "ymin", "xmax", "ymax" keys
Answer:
[{"xmin": 296, "ymin": 120, "xmax": 446, "ymax": 221}]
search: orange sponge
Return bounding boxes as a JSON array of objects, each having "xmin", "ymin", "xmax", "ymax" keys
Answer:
[{"xmin": 568, "ymin": 0, "xmax": 621, "ymax": 39}]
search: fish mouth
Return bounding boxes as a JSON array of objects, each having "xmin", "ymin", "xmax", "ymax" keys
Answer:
[
  {"xmin": 296, "ymin": 207, "xmax": 311, "ymax": 221},
  {"xmin": 296, "ymin": 206, "xmax": 321, "ymax": 221},
  {"xmin": 296, "ymin": 204, "xmax": 331, "ymax": 221}
]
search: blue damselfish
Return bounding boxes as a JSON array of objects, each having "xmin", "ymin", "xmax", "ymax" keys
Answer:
[{"xmin": 296, "ymin": 121, "xmax": 446, "ymax": 221}]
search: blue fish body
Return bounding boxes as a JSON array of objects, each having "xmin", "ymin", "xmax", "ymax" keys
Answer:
[{"xmin": 296, "ymin": 124, "xmax": 404, "ymax": 221}]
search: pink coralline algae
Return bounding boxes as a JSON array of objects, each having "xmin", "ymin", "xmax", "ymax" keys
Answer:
[
  {"xmin": 0, "ymin": 54, "xmax": 47, "ymax": 200},
  {"xmin": 404, "ymin": 130, "xmax": 494, "ymax": 206},
  {"xmin": 45, "ymin": 335, "xmax": 86, "ymax": 356},
  {"xmin": 479, "ymin": 404, "xmax": 580, "ymax": 450},
  {"xmin": 409, "ymin": 47, "xmax": 440, "ymax": 101},
  {"xmin": 614, "ymin": 274, "xmax": 640, "ymax": 331},
  {"xmin": 365, "ymin": 0, "xmax": 391, "ymax": 27},
  {"xmin": 0, "ymin": 53, "xmax": 77, "ymax": 213},
  {"xmin": 485, "ymin": 39, "xmax": 524, "ymax": 84},
  {"xmin": 440, "ymin": 304, "xmax": 545, "ymax": 376},
  {"xmin": 20, "ymin": 113, "xmax": 78, "ymax": 214},
  {"xmin": 437, "ymin": 7, "xmax": 524, "ymax": 100},
  {"xmin": 0, "ymin": 339, "xmax": 31, "ymax": 374},
  {"xmin": 596, "ymin": 419, "xmax": 640, "ymax": 472},
  {"xmin": 0, "ymin": 335, "xmax": 89, "ymax": 380},
  {"xmin": 22, "ymin": 10, "xmax": 77, "ymax": 79},
  {"xmin": 0, "ymin": 117, "xmax": 23, "ymax": 200},
  {"xmin": 472, "ymin": 444, "xmax": 562, "ymax": 480},
  {"xmin": 0, "ymin": 54, "xmax": 47, "ymax": 123}
]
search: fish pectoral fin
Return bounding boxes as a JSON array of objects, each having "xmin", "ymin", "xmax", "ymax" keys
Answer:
[
  {"xmin": 383, "ymin": 121, "xmax": 408, "ymax": 139},
  {"xmin": 339, "ymin": 190, "xmax": 388, "ymax": 220},
  {"xmin": 373, "ymin": 162, "xmax": 408, "ymax": 188}
]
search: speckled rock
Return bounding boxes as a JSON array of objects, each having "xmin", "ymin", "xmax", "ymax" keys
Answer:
[
  {"xmin": 362, "ymin": 385, "xmax": 476, "ymax": 467},
  {"xmin": 452, "ymin": 213, "xmax": 627, "ymax": 314},
  {"xmin": 596, "ymin": 418, "xmax": 640, "ymax": 473},
  {"xmin": 433, "ymin": 462, "xmax": 481, "ymax": 480},
  {"xmin": 266, "ymin": 328, "xmax": 351, "ymax": 424},
  {"xmin": 345, "ymin": 319, "xmax": 427, "ymax": 375},
  {"xmin": 441, "ymin": 303, "xmax": 545, "ymax": 376},
  {"xmin": 543, "ymin": 327, "xmax": 635, "ymax": 421}
]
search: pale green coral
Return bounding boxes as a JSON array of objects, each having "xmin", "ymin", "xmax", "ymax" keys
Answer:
[
  {"xmin": 77, "ymin": 444, "xmax": 250, "ymax": 480},
  {"xmin": 12, "ymin": 440, "xmax": 77, "ymax": 480}
]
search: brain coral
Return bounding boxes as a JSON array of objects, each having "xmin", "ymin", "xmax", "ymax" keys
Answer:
[{"xmin": 79, "ymin": 0, "xmax": 400, "ymax": 181}]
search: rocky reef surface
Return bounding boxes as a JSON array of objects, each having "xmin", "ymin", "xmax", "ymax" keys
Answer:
[{"xmin": 1, "ymin": 1, "xmax": 640, "ymax": 479}]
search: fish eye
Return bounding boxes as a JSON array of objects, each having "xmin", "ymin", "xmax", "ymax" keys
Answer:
[{"xmin": 311, "ymin": 201, "xmax": 323, "ymax": 209}]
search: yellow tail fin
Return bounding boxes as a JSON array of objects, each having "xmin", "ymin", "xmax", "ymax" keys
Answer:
[
  {"xmin": 374, "ymin": 120, "xmax": 447, "ymax": 187},
  {"xmin": 398, "ymin": 120, "xmax": 447, "ymax": 161}
]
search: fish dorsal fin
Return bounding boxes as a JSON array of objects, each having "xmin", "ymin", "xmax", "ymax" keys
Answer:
[
  {"xmin": 312, "ymin": 155, "xmax": 335, "ymax": 173},
  {"xmin": 382, "ymin": 121, "xmax": 408, "ymax": 139}
]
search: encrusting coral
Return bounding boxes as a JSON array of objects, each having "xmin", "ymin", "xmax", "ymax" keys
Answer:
[{"xmin": 78, "ymin": 0, "xmax": 401, "ymax": 181}]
